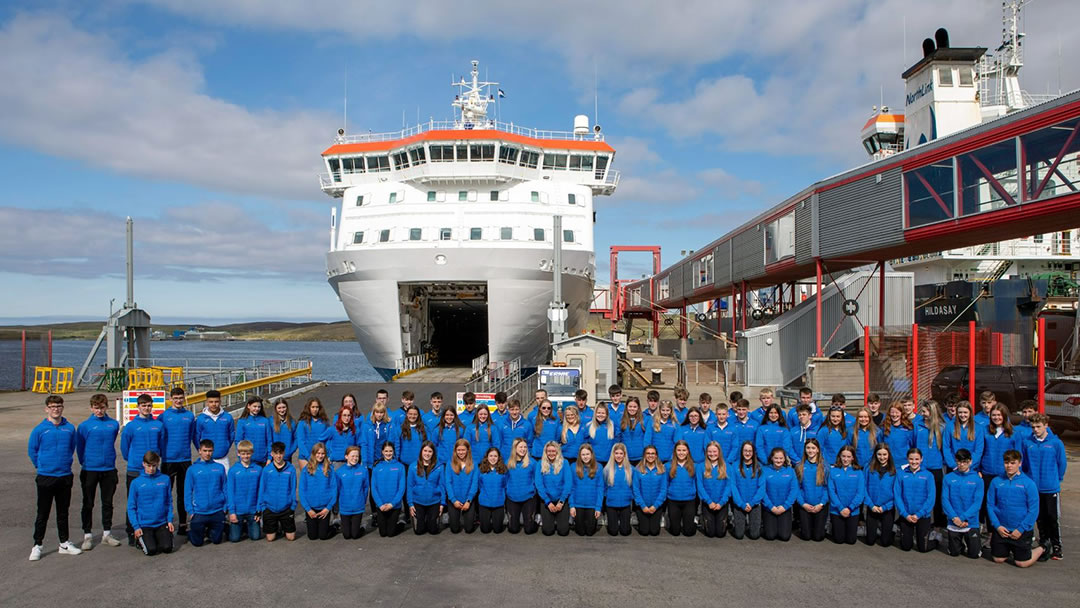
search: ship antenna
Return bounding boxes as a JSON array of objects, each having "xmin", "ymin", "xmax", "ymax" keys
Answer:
[
  {"xmin": 593, "ymin": 58, "xmax": 599, "ymax": 128},
  {"xmin": 342, "ymin": 67, "xmax": 348, "ymax": 137}
]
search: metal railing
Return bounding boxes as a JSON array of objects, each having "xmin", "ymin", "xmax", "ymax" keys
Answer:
[
  {"xmin": 470, "ymin": 353, "xmax": 490, "ymax": 380},
  {"xmin": 333, "ymin": 119, "xmax": 606, "ymax": 144},
  {"xmin": 176, "ymin": 359, "xmax": 314, "ymax": 412},
  {"xmin": 394, "ymin": 354, "xmax": 430, "ymax": 376},
  {"xmin": 318, "ymin": 166, "xmax": 620, "ymax": 191},
  {"xmin": 465, "ymin": 357, "xmax": 522, "ymax": 394},
  {"xmin": 677, "ymin": 359, "xmax": 746, "ymax": 393}
]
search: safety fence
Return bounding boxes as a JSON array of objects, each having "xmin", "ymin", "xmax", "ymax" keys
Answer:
[{"xmin": 0, "ymin": 330, "xmax": 52, "ymax": 391}]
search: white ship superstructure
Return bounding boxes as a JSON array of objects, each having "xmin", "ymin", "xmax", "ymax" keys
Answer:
[{"xmin": 319, "ymin": 61, "xmax": 618, "ymax": 379}]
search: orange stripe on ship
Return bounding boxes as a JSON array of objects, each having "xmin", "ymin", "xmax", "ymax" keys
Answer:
[{"xmin": 322, "ymin": 129, "xmax": 616, "ymax": 156}]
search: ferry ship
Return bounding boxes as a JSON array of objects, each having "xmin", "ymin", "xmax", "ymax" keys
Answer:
[{"xmin": 319, "ymin": 62, "xmax": 618, "ymax": 380}]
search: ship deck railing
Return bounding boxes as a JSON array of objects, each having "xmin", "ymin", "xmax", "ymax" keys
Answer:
[
  {"xmin": 318, "ymin": 166, "xmax": 619, "ymax": 194},
  {"xmin": 334, "ymin": 119, "xmax": 606, "ymax": 145}
]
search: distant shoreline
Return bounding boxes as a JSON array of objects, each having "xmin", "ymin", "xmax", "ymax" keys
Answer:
[{"xmin": 0, "ymin": 320, "xmax": 356, "ymax": 342}]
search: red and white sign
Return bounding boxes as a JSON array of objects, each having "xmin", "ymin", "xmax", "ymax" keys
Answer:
[{"xmin": 121, "ymin": 390, "xmax": 167, "ymax": 423}]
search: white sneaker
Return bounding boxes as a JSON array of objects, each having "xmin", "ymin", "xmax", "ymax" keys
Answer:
[
  {"xmin": 101, "ymin": 534, "xmax": 121, "ymax": 547},
  {"xmin": 81, "ymin": 534, "xmax": 93, "ymax": 551},
  {"xmin": 29, "ymin": 545, "xmax": 42, "ymax": 561},
  {"xmin": 57, "ymin": 542, "xmax": 82, "ymax": 555},
  {"xmin": 857, "ymin": 524, "xmax": 866, "ymax": 538}
]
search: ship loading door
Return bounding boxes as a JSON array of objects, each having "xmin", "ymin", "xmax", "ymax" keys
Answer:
[{"xmin": 400, "ymin": 282, "xmax": 488, "ymax": 366}]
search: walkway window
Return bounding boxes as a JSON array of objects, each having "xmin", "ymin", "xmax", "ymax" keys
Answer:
[
  {"xmin": 440, "ymin": 228, "xmax": 452, "ymax": 241},
  {"xmin": 470, "ymin": 227, "xmax": 483, "ymax": 240},
  {"xmin": 658, "ymin": 277, "xmax": 670, "ymax": 300},
  {"xmin": 904, "ymin": 161, "xmax": 955, "ymax": 227},
  {"xmin": 379, "ymin": 229, "xmax": 390, "ymax": 242},
  {"xmin": 958, "ymin": 139, "xmax": 1018, "ymax": 216},
  {"xmin": 409, "ymin": 228, "xmax": 422, "ymax": 241},
  {"xmin": 1020, "ymin": 116, "xmax": 1080, "ymax": 202},
  {"xmin": 500, "ymin": 227, "xmax": 512, "ymax": 240},
  {"xmin": 694, "ymin": 254, "xmax": 713, "ymax": 286},
  {"xmin": 353, "ymin": 231, "xmax": 363, "ymax": 244},
  {"xmin": 533, "ymin": 228, "xmax": 545, "ymax": 241}
]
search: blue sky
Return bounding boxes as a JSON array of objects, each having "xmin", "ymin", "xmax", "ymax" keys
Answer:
[{"xmin": 2, "ymin": 0, "xmax": 1077, "ymax": 323}]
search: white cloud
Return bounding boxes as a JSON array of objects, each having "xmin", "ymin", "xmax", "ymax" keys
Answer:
[
  {"xmin": 697, "ymin": 168, "xmax": 764, "ymax": 200},
  {"xmin": 613, "ymin": 169, "xmax": 699, "ymax": 205}
]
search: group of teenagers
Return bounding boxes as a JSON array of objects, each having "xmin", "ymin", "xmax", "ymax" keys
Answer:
[{"xmin": 27, "ymin": 382, "xmax": 1067, "ymax": 567}]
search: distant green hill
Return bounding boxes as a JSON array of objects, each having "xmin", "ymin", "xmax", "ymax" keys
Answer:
[{"xmin": 0, "ymin": 321, "xmax": 356, "ymax": 341}]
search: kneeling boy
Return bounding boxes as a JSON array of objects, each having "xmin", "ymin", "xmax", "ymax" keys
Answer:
[
  {"xmin": 128, "ymin": 451, "xmax": 174, "ymax": 556},
  {"xmin": 259, "ymin": 442, "xmax": 297, "ymax": 541}
]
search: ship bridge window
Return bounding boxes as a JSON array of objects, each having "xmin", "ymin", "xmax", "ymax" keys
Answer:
[
  {"xmin": 379, "ymin": 229, "xmax": 390, "ymax": 242},
  {"xmin": 595, "ymin": 155, "xmax": 609, "ymax": 179},
  {"xmin": 498, "ymin": 145, "xmax": 519, "ymax": 164},
  {"xmin": 470, "ymin": 144, "xmax": 495, "ymax": 161},
  {"xmin": 342, "ymin": 157, "xmax": 364, "ymax": 174},
  {"xmin": 440, "ymin": 227, "xmax": 452, "ymax": 241},
  {"xmin": 562, "ymin": 230, "xmax": 574, "ymax": 243},
  {"xmin": 569, "ymin": 155, "xmax": 594, "ymax": 172},
  {"xmin": 543, "ymin": 153, "xmax": 568, "ymax": 170},
  {"xmin": 430, "ymin": 145, "xmax": 454, "ymax": 162},
  {"xmin": 519, "ymin": 150, "xmax": 540, "ymax": 168},
  {"xmin": 328, "ymin": 158, "xmax": 341, "ymax": 182},
  {"xmin": 959, "ymin": 68, "xmax": 974, "ymax": 87},
  {"xmin": 367, "ymin": 155, "xmax": 390, "ymax": 172},
  {"xmin": 470, "ymin": 227, "xmax": 482, "ymax": 240},
  {"xmin": 533, "ymin": 228, "xmax": 545, "ymax": 241},
  {"xmin": 409, "ymin": 228, "xmax": 422, "ymax": 241},
  {"xmin": 938, "ymin": 67, "xmax": 953, "ymax": 87},
  {"xmin": 353, "ymin": 231, "xmax": 364, "ymax": 244},
  {"xmin": 393, "ymin": 151, "xmax": 410, "ymax": 169},
  {"xmin": 456, "ymin": 144, "xmax": 469, "ymax": 161},
  {"xmin": 408, "ymin": 146, "xmax": 426, "ymax": 165},
  {"xmin": 500, "ymin": 227, "xmax": 512, "ymax": 240}
]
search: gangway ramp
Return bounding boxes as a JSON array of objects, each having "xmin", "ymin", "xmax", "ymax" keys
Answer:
[{"xmin": 738, "ymin": 271, "xmax": 913, "ymax": 387}]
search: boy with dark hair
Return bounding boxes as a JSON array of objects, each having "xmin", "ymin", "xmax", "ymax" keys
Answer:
[
  {"xmin": 492, "ymin": 391, "xmax": 510, "ymax": 426},
  {"xmin": 975, "ymin": 391, "xmax": 997, "ymax": 427},
  {"xmin": 787, "ymin": 404, "xmax": 818, "ymax": 464},
  {"xmin": 830, "ymin": 393, "xmax": 856, "ymax": 426},
  {"xmin": 423, "ymin": 392, "xmax": 444, "ymax": 435},
  {"xmin": 572, "ymin": 389, "xmax": 593, "ymax": 424},
  {"xmin": 500, "ymin": 399, "xmax": 532, "ymax": 456},
  {"xmin": 27, "ymin": 395, "xmax": 82, "ymax": 561},
  {"xmin": 942, "ymin": 394, "xmax": 960, "ymax": 427},
  {"xmin": 159, "ymin": 386, "xmax": 195, "ymax": 536},
  {"xmin": 226, "ymin": 440, "xmax": 263, "ymax": 542},
  {"xmin": 77, "ymin": 393, "xmax": 121, "ymax": 550},
  {"xmin": 731, "ymin": 398, "xmax": 758, "ymax": 448},
  {"xmin": 259, "ymin": 442, "xmax": 297, "ymax": 542},
  {"xmin": 127, "ymin": 450, "xmax": 174, "ymax": 556},
  {"xmin": 728, "ymin": 391, "xmax": 743, "ymax": 411},
  {"xmin": 1014, "ymin": 400, "xmax": 1038, "ymax": 441},
  {"xmin": 1022, "ymin": 414, "xmax": 1066, "ymax": 560},
  {"xmin": 672, "ymin": 387, "xmax": 690, "ymax": 423},
  {"xmin": 942, "ymin": 449, "xmax": 982, "ymax": 558},
  {"xmin": 866, "ymin": 393, "xmax": 884, "ymax": 426},
  {"xmin": 644, "ymin": 390, "xmax": 660, "ymax": 419},
  {"xmin": 698, "ymin": 392, "xmax": 714, "ymax": 426},
  {"xmin": 184, "ymin": 439, "xmax": 227, "ymax": 546},
  {"xmin": 607, "ymin": 384, "xmax": 624, "ymax": 422},
  {"xmin": 786, "ymin": 387, "xmax": 822, "ymax": 428},
  {"xmin": 121, "ymin": 393, "xmax": 164, "ymax": 545},
  {"xmin": 987, "ymin": 449, "xmax": 1045, "ymax": 566},
  {"xmin": 194, "ymin": 390, "xmax": 233, "ymax": 471},
  {"xmin": 459, "ymin": 391, "xmax": 478, "ymax": 426},
  {"xmin": 392, "ymin": 390, "xmax": 413, "ymax": 426}
]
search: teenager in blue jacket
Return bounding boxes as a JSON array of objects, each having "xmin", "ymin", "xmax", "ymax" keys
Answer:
[
  {"xmin": 121, "ymin": 394, "xmax": 165, "ymax": 544},
  {"xmin": 666, "ymin": 441, "xmax": 698, "ymax": 537},
  {"xmin": 505, "ymin": 438, "xmax": 538, "ymax": 534},
  {"xmin": 433, "ymin": 408, "xmax": 466, "ymax": 467},
  {"xmin": 882, "ymin": 403, "xmax": 915, "ymax": 467},
  {"xmin": 828, "ymin": 445, "xmax": 864, "ymax": 545},
  {"xmin": 235, "ymin": 397, "xmax": 272, "ymax": 465},
  {"xmin": 676, "ymin": 408, "xmax": 709, "ymax": 465},
  {"xmin": 468, "ymin": 407, "xmax": 502, "ymax": 465},
  {"xmin": 818, "ymin": 407, "xmax": 849, "ymax": 466},
  {"xmin": 604, "ymin": 443, "xmax": 634, "ymax": 536},
  {"xmin": 476, "ymin": 447, "xmax": 509, "ymax": 534},
  {"xmin": 362, "ymin": 403, "xmax": 395, "ymax": 469},
  {"xmin": 980, "ymin": 405, "xmax": 1020, "ymax": 527},
  {"xmin": 226, "ymin": 440, "xmax": 263, "ymax": 542},
  {"xmin": 499, "ymin": 399, "xmax": 533, "ymax": 458},
  {"xmin": 335, "ymin": 446, "xmax": 370, "ymax": 540},
  {"xmin": 988, "ymin": 449, "xmax": 1046, "ymax": 567},
  {"xmin": 394, "ymin": 406, "xmax": 428, "ymax": 467},
  {"xmin": 864, "ymin": 444, "xmax": 897, "ymax": 547},
  {"xmin": 569, "ymin": 444, "xmax": 604, "ymax": 536},
  {"xmin": 697, "ymin": 441, "xmax": 733, "ymax": 538},
  {"xmin": 76, "ymin": 393, "xmax": 121, "ymax": 550},
  {"xmin": 184, "ymin": 440, "xmax": 227, "ymax": 547},
  {"xmin": 895, "ymin": 448, "xmax": 937, "ymax": 552},
  {"xmin": 194, "ymin": 391, "xmax": 233, "ymax": 467},
  {"xmin": 852, "ymin": 408, "xmax": 881, "ymax": 469},
  {"xmin": 1022, "ymin": 414, "xmax": 1066, "ymax": 560},
  {"xmin": 321, "ymin": 406, "xmax": 361, "ymax": 464},
  {"xmin": 731, "ymin": 399, "xmax": 760, "ymax": 449},
  {"xmin": 28, "ymin": 395, "xmax": 82, "ymax": 561},
  {"xmin": 270, "ymin": 398, "xmax": 296, "ymax": 461},
  {"xmin": 159, "ymin": 388, "xmax": 196, "ymax": 536},
  {"xmin": 295, "ymin": 398, "xmax": 329, "ymax": 469},
  {"xmin": 731, "ymin": 442, "xmax": 764, "ymax": 540},
  {"xmin": 943, "ymin": 402, "xmax": 984, "ymax": 470},
  {"xmin": 407, "ymin": 442, "xmax": 444, "ymax": 535},
  {"xmin": 535, "ymin": 441, "xmax": 573, "ymax": 536},
  {"xmin": 914, "ymin": 402, "xmax": 946, "ymax": 530},
  {"xmin": 942, "ymin": 448, "xmax": 983, "ymax": 558},
  {"xmin": 644, "ymin": 401, "xmax": 678, "ymax": 463},
  {"xmin": 531, "ymin": 401, "xmax": 561, "ymax": 460},
  {"xmin": 371, "ymin": 442, "xmax": 406, "ymax": 537},
  {"xmin": 258, "ymin": 442, "xmax": 297, "ymax": 542},
  {"xmin": 559, "ymin": 406, "xmax": 587, "ymax": 462},
  {"xmin": 618, "ymin": 398, "xmax": 647, "ymax": 464},
  {"xmin": 127, "ymin": 451, "xmax": 173, "ymax": 556},
  {"xmin": 795, "ymin": 439, "xmax": 829, "ymax": 542},
  {"xmin": 707, "ymin": 406, "xmax": 739, "ymax": 466},
  {"xmin": 755, "ymin": 405, "xmax": 793, "ymax": 466},
  {"xmin": 298, "ymin": 442, "xmax": 337, "ymax": 541},
  {"xmin": 444, "ymin": 439, "xmax": 478, "ymax": 534},
  {"xmin": 632, "ymin": 445, "xmax": 668, "ymax": 536},
  {"xmin": 586, "ymin": 404, "xmax": 619, "ymax": 465},
  {"xmin": 761, "ymin": 447, "xmax": 798, "ymax": 541},
  {"xmin": 787, "ymin": 404, "xmax": 820, "ymax": 465}
]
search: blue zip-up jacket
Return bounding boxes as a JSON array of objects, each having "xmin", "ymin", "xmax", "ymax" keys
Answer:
[
  {"xmin": 882, "ymin": 425, "xmax": 915, "ymax": 462},
  {"xmin": 477, "ymin": 469, "xmax": 508, "ymax": 508},
  {"xmin": 619, "ymin": 421, "xmax": 647, "ymax": 461},
  {"xmin": 127, "ymin": 470, "xmax": 172, "ymax": 530},
  {"xmin": 535, "ymin": 462, "xmax": 573, "ymax": 505},
  {"xmin": 393, "ymin": 424, "xmax": 427, "ymax": 466},
  {"xmin": 530, "ymin": 415, "xmax": 562, "ymax": 459},
  {"xmin": 732, "ymin": 417, "xmax": 759, "ymax": 447},
  {"xmin": 226, "ymin": 461, "xmax": 262, "ymax": 515},
  {"xmin": 981, "ymin": 428, "xmax": 1021, "ymax": 477},
  {"xmin": 852, "ymin": 429, "xmax": 880, "ymax": 469},
  {"xmin": 755, "ymin": 423, "xmax": 794, "ymax": 465},
  {"xmin": 388, "ymin": 407, "xmax": 406, "ymax": 428},
  {"xmin": 943, "ymin": 426, "xmax": 984, "ymax": 469},
  {"xmin": 786, "ymin": 405, "xmax": 824, "ymax": 430},
  {"xmin": 270, "ymin": 419, "xmax": 296, "ymax": 460},
  {"xmin": 468, "ymin": 424, "xmax": 502, "ymax": 465},
  {"xmin": 236, "ymin": 416, "xmax": 273, "ymax": 463},
  {"xmin": 672, "ymin": 406, "xmax": 688, "ymax": 424},
  {"xmin": 422, "ymin": 410, "xmax": 442, "ymax": 437},
  {"xmin": 818, "ymin": 428, "xmax": 848, "ymax": 466},
  {"xmin": 987, "ymin": 472, "xmax": 1039, "ymax": 531},
  {"xmin": 298, "ymin": 465, "xmax": 338, "ymax": 511},
  {"xmin": 194, "ymin": 411, "xmax": 234, "ymax": 460},
  {"xmin": 571, "ymin": 406, "xmax": 594, "ymax": 425},
  {"xmin": 786, "ymin": 424, "xmax": 819, "ymax": 464},
  {"xmin": 749, "ymin": 407, "xmax": 766, "ymax": 424},
  {"xmin": 974, "ymin": 411, "xmax": 991, "ymax": 427},
  {"xmin": 158, "ymin": 407, "xmax": 195, "ymax": 463},
  {"xmin": 334, "ymin": 462, "xmax": 370, "ymax": 515},
  {"xmin": 500, "ymin": 416, "xmax": 534, "ymax": 457},
  {"xmin": 1022, "ymin": 433, "xmax": 1067, "ymax": 493},
  {"xmin": 458, "ymin": 408, "xmax": 477, "ymax": 428},
  {"xmin": 761, "ymin": 465, "xmax": 799, "ymax": 509},
  {"xmin": 731, "ymin": 465, "xmax": 764, "ymax": 508},
  {"xmin": 942, "ymin": 468, "xmax": 983, "ymax": 526},
  {"xmin": 666, "ymin": 462, "xmax": 697, "ymax": 501},
  {"xmin": 587, "ymin": 421, "xmax": 619, "ymax": 463},
  {"xmin": 371, "ymin": 459, "xmax": 406, "ymax": 509},
  {"xmin": 76, "ymin": 414, "xmax": 119, "ymax": 471},
  {"xmin": 707, "ymin": 423, "xmax": 740, "ymax": 465},
  {"xmin": 796, "ymin": 461, "xmax": 829, "ymax": 506},
  {"xmin": 569, "ymin": 468, "xmax": 604, "ymax": 510},
  {"xmin": 257, "ymin": 461, "xmax": 297, "ymax": 512},
  {"xmin": 607, "ymin": 402, "xmax": 625, "ymax": 424},
  {"xmin": 321, "ymin": 425, "xmax": 361, "ymax": 462},
  {"xmin": 644, "ymin": 419, "xmax": 678, "ymax": 462},
  {"xmin": 506, "ymin": 461, "xmax": 537, "ymax": 502},
  {"xmin": 434, "ymin": 425, "xmax": 465, "ymax": 465},
  {"xmin": 407, "ymin": 464, "xmax": 445, "ymax": 506},
  {"xmin": 184, "ymin": 459, "xmax": 227, "ymax": 515},
  {"xmin": 696, "ymin": 465, "xmax": 733, "ymax": 506},
  {"xmin": 676, "ymin": 424, "xmax": 708, "ymax": 464},
  {"xmin": 864, "ymin": 469, "xmax": 896, "ymax": 511},
  {"xmin": 362, "ymin": 420, "xmax": 394, "ymax": 468},
  {"xmin": 828, "ymin": 465, "xmax": 864, "ymax": 515},
  {"xmin": 121, "ymin": 415, "xmax": 165, "ymax": 472},
  {"xmin": 913, "ymin": 425, "xmax": 944, "ymax": 470},
  {"xmin": 445, "ymin": 464, "xmax": 479, "ymax": 504},
  {"xmin": 295, "ymin": 419, "xmax": 328, "ymax": 461},
  {"xmin": 894, "ymin": 466, "xmax": 935, "ymax": 519},
  {"xmin": 632, "ymin": 466, "xmax": 668, "ymax": 508},
  {"xmin": 605, "ymin": 466, "xmax": 634, "ymax": 508},
  {"xmin": 559, "ymin": 425, "xmax": 587, "ymax": 461},
  {"xmin": 491, "ymin": 408, "xmax": 510, "ymax": 427}
]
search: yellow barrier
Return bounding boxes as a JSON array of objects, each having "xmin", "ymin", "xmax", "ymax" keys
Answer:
[
  {"xmin": 152, "ymin": 366, "xmax": 185, "ymax": 388},
  {"xmin": 128, "ymin": 368, "xmax": 165, "ymax": 390},
  {"xmin": 31, "ymin": 367, "xmax": 75, "ymax": 394},
  {"xmin": 185, "ymin": 364, "xmax": 313, "ymax": 407}
]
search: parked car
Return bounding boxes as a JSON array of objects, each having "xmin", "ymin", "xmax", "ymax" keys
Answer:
[
  {"xmin": 929, "ymin": 365, "xmax": 1063, "ymax": 410},
  {"xmin": 1044, "ymin": 376, "xmax": 1080, "ymax": 433}
]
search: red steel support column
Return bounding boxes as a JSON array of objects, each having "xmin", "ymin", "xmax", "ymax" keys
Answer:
[
  {"xmin": 912, "ymin": 323, "xmax": 919, "ymax": 400},
  {"xmin": 20, "ymin": 330, "xmax": 26, "ymax": 392},
  {"xmin": 1038, "ymin": 317, "xmax": 1046, "ymax": 413},
  {"xmin": 968, "ymin": 320, "xmax": 976, "ymax": 405},
  {"xmin": 864, "ymin": 326, "xmax": 871, "ymax": 403},
  {"xmin": 878, "ymin": 261, "xmax": 886, "ymax": 329},
  {"xmin": 815, "ymin": 259, "xmax": 823, "ymax": 357}
]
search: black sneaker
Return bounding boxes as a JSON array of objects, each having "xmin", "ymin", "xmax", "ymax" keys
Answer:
[
  {"xmin": 1038, "ymin": 539, "xmax": 1053, "ymax": 562},
  {"xmin": 1052, "ymin": 546, "xmax": 1063, "ymax": 561},
  {"xmin": 176, "ymin": 525, "xmax": 188, "ymax": 536},
  {"xmin": 127, "ymin": 537, "xmax": 135, "ymax": 547}
]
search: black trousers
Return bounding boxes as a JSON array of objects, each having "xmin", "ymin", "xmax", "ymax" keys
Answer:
[
  {"xmin": 864, "ymin": 507, "xmax": 895, "ymax": 547},
  {"xmin": 376, "ymin": 508, "xmax": 402, "ymax": 537},
  {"xmin": 340, "ymin": 514, "xmax": 365, "ymax": 539},
  {"xmin": 1037, "ymin": 492, "xmax": 1061, "ymax": 548},
  {"xmin": 731, "ymin": 504, "xmax": 761, "ymax": 540},
  {"xmin": 447, "ymin": 503, "xmax": 476, "ymax": 533},
  {"xmin": 138, "ymin": 525, "xmax": 173, "ymax": 556},
  {"xmin": 606, "ymin": 505, "xmax": 632, "ymax": 536},
  {"xmin": 666, "ymin": 499, "xmax": 698, "ymax": 537},
  {"xmin": 636, "ymin": 506, "xmax": 663, "ymax": 536},
  {"xmin": 700, "ymin": 503, "xmax": 729, "ymax": 538},
  {"xmin": 899, "ymin": 516, "xmax": 934, "ymax": 552},
  {"xmin": 34, "ymin": 474, "xmax": 73, "ymax": 545},
  {"xmin": 160, "ymin": 461, "xmax": 191, "ymax": 528},
  {"xmin": 979, "ymin": 474, "xmax": 993, "ymax": 531},
  {"xmin": 574, "ymin": 507, "xmax": 598, "ymax": 536},
  {"xmin": 540, "ymin": 504, "xmax": 570, "ymax": 536},
  {"xmin": 124, "ymin": 471, "xmax": 139, "ymax": 537},
  {"xmin": 305, "ymin": 513, "xmax": 333, "ymax": 540},
  {"xmin": 478, "ymin": 505, "xmax": 505, "ymax": 533},
  {"xmin": 412, "ymin": 503, "xmax": 441, "ymax": 535},
  {"xmin": 762, "ymin": 508, "xmax": 793, "ymax": 541},
  {"xmin": 930, "ymin": 468, "xmax": 946, "ymax": 528},
  {"xmin": 79, "ymin": 469, "xmax": 118, "ymax": 534},
  {"xmin": 948, "ymin": 528, "xmax": 980, "ymax": 558},
  {"xmin": 830, "ymin": 513, "xmax": 859, "ymax": 544},
  {"xmin": 507, "ymin": 498, "xmax": 538, "ymax": 534},
  {"xmin": 797, "ymin": 505, "xmax": 828, "ymax": 541}
]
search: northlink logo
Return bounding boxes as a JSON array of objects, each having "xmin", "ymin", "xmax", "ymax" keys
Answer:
[{"xmin": 906, "ymin": 82, "xmax": 934, "ymax": 106}]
